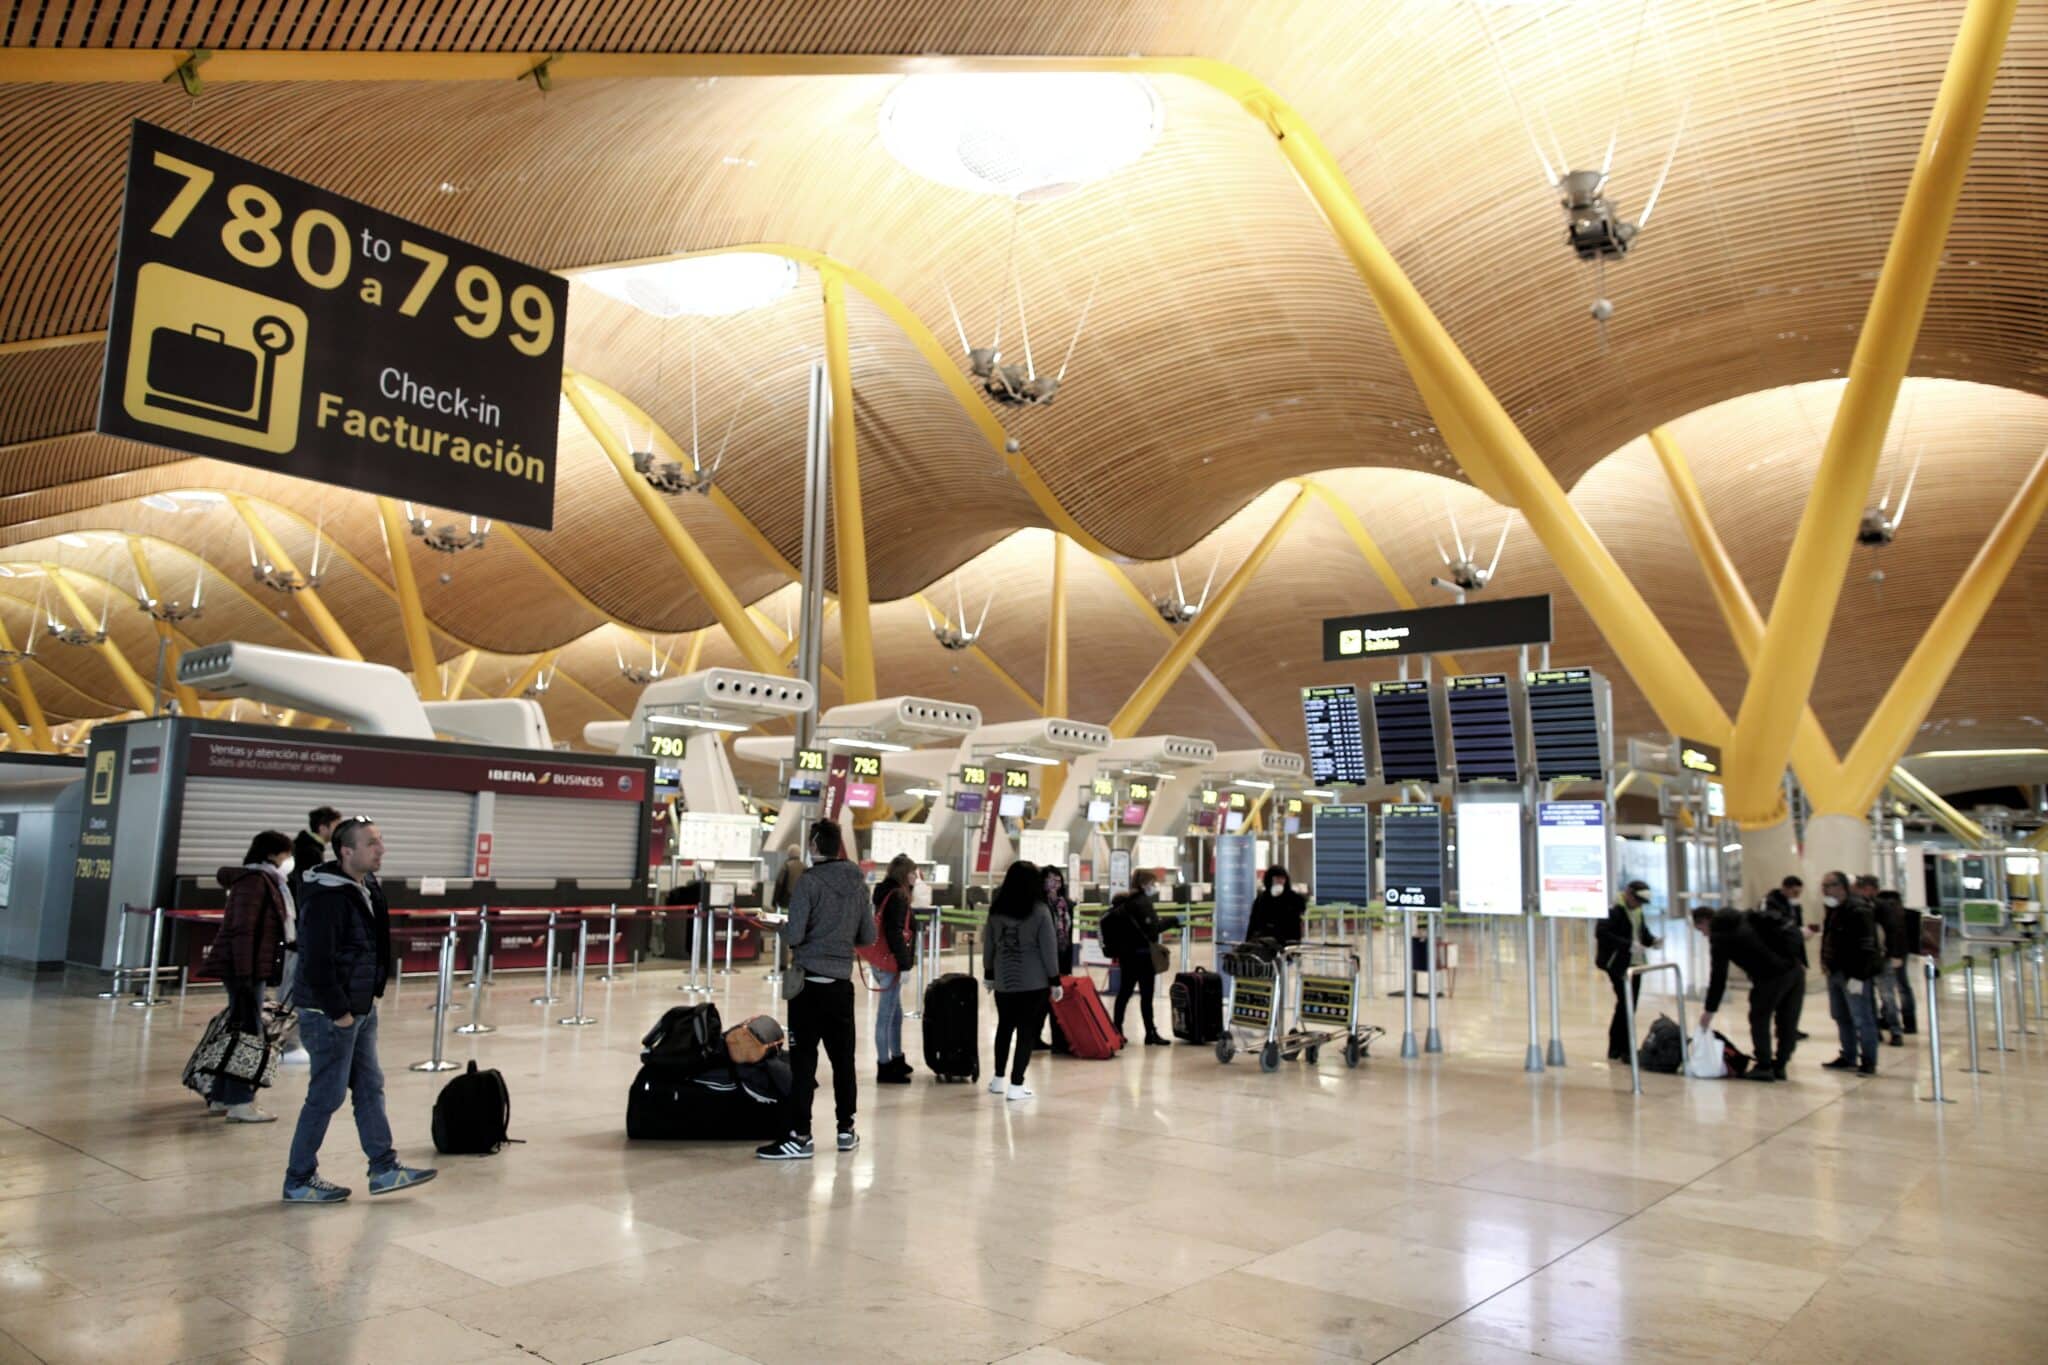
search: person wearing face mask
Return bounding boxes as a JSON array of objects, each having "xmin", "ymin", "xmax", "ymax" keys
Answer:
[
  {"xmin": 1819, "ymin": 870, "xmax": 1884, "ymax": 1074},
  {"xmin": 202, "ymin": 830, "xmax": 295, "ymax": 1123},
  {"xmin": 1596, "ymin": 880, "xmax": 1661, "ymax": 1062},
  {"xmin": 1247, "ymin": 865, "xmax": 1306, "ymax": 946},
  {"xmin": 1761, "ymin": 875, "xmax": 1811, "ymax": 1039}
]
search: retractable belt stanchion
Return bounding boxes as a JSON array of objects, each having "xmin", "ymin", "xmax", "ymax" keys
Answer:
[
  {"xmin": 1524, "ymin": 914, "xmax": 1544, "ymax": 1073},
  {"xmin": 133, "ymin": 906, "xmax": 166, "ymax": 1009},
  {"xmin": 1922, "ymin": 958, "xmax": 1951, "ymax": 1104},
  {"xmin": 1988, "ymin": 947, "xmax": 2012, "ymax": 1052},
  {"xmin": 456, "ymin": 908, "xmax": 495, "ymax": 1036},
  {"xmin": 436, "ymin": 912, "xmax": 466, "ymax": 1011},
  {"xmin": 690, "ymin": 896, "xmax": 708, "ymax": 994},
  {"xmin": 1545, "ymin": 919, "xmax": 1567, "ymax": 1066},
  {"xmin": 99, "ymin": 907, "xmax": 132, "ymax": 999},
  {"xmin": 559, "ymin": 916, "xmax": 596, "ymax": 1026},
  {"xmin": 1399, "ymin": 909, "xmax": 1418, "ymax": 1059},
  {"xmin": 1424, "ymin": 910, "xmax": 1443, "ymax": 1054},
  {"xmin": 1181, "ymin": 919, "xmax": 1192, "ymax": 973},
  {"xmin": 1961, "ymin": 956, "xmax": 1985, "ymax": 1073},
  {"xmin": 717, "ymin": 906, "xmax": 737, "ymax": 977},
  {"xmin": 2010, "ymin": 946, "xmax": 2032, "ymax": 1036},
  {"xmin": 532, "ymin": 911, "xmax": 561, "ymax": 1005},
  {"xmin": 1623, "ymin": 960, "xmax": 1686, "ymax": 1096},
  {"xmin": 598, "ymin": 904, "xmax": 622, "ymax": 982},
  {"xmin": 410, "ymin": 930, "xmax": 461, "ymax": 1072}
]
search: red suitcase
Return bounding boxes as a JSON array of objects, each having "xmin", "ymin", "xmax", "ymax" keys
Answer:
[{"xmin": 1051, "ymin": 975, "xmax": 1122, "ymax": 1060}]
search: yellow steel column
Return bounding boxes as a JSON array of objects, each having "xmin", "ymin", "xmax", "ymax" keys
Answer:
[
  {"xmin": 0, "ymin": 690, "xmax": 21, "ymax": 749},
  {"xmin": 375, "ymin": 497, "xmax": 443, "ymax": 700},
  {"xmin": 445, "ymin": 648, "xmax": 480, "ymax": 699},
  {"xmin": 1044, "ymin": 534, "xmax": 1069, "ymax": 718},
  {"xmin": 45, "ymin": 568, "xmax": 156, "ymax": 713},
  {"xmin": 1833, "ymin": 444, "xmax": 2048, "ymax": 814},
  {"xmin": 0, "ymin": 616, "xmax": 50, "ymax": 751},
  {"xmin": 908, "ymin": 593, "xmax": 1041, "ymax": 714},
  {"xmin": 1249, "ymin": 101, "xmax": 1730, "ymax": 749},
  {"xmin": 1888, "ymin": 767, "xmax": 1987, "ymax": 846},
  {"xmin": 562, "ymin": 376, "xmax": 785, "ymax": 677},
  {"xmin": 1301, "ymin": 480, "xmax": 1464, "ymax": 676},
  {"xmin": 501, "ymin": 649, "xmax": 557, "ymax": 699},
  {"xmin": 124, "ymin": 538, "xmax": 205, "ymax": 715},
  {"xmin": 227, "ymin": 495, "xmax": 363, "ymax": 661},
  {"xmin": 1111, "ymin": 486, "xmax": 1310, "ymax": 737},
  {"xmin": 1725, "ymin": 0, "xmax": 2017, "ymax": 817},
  {"xmin": 1647, "ymin": 428, "xmax": 1841, "ymax": 810},
  {"xmin": 822, "ymin": 268, "xmax": 877, "ymax": 703}
]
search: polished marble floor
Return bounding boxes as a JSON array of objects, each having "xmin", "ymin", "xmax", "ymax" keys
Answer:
[{"xmin": 2, "ymin": 927, "xmax": 2044, "ymax": 1364}]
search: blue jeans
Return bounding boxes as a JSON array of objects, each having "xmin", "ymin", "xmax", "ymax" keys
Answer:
[
  {"xmin": 1827, "ymin": 971, "xmax": 1879, "ymax": 1067},
  {"xmin": 287, "ymin": 1007, "xmax": 397, "ymax": 1185},
  {"xmin": 873, "ymin": 969, "xmax": 904, "ymax": 1062}
]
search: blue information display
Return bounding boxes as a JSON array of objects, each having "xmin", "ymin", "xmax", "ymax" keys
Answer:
[
  {"xmin": 1447, "ymin": 673, "xmax": 1519, "ymax": 782},
  {"xmin": 1215, "ymin": 833, "xmax": 1258, "ymax": 981},
  {"xmin": 1382, "ymin": 802, "xmax": 1445, "ymax": 910},
  {"xmin": 1372, "ymin": 680, "xmax": 1440, "ymax": 784},
  {"xmin": 1302, "ymin": 684, "xmax": 1370, "ymax": 786},
  {"xmin": 1310, "ymin": 804, "xmax": 1372, "ymax": 906}
]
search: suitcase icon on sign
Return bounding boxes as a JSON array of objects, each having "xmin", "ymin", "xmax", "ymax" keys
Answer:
[{"xmin": 122, "ymin": 264, "xmax": 307, "ymax": 455}]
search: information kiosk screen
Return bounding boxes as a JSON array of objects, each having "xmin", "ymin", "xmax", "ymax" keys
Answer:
[
  {"xmin": 1383, "ymin": 802, "xmax": 1444, "ymax": 910},
  {"xmin": 1527, "ymin": 669, "xmax": 1603, "ymax": 782},
  {"xmin": 1372, "ymin": 680, "xmax": 1440, "ymax": 784},
  {"xmin": 1302, "ymin": 684, "xmax": 1370, "ymax": 786},
  {"xmin": 1447, "ymin": 674, "xmax": 1519, "ymax": 781},
  {"xmin": 1311, "ymin": 804, "xmax": 1372, "ymax": 905}
]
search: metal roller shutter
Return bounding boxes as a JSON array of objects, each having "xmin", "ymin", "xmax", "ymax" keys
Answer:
[
  {"xmin": 176, "ymin": 778, "xmax": 476, "ymax": 878},
  {"xmin": 490, "ymin": 794, "xmax": 639, "ymax": 881}
]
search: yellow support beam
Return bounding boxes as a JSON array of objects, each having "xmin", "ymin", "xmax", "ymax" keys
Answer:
[
  {"xmin": 375, "ymin": 497, "xmax": 443, "ymax": 701},
  {"xmin": 501, "ymin": 649, "xmax": 558, "ymax": 699},
  {"xmin": 445, "ymin": 648, "xmax": 480, "ymax": 700},
  {"xmin": 1646, "ymin": 428, "xmax": 1837, "ymax": 816},
  {"xmin": 0, "ymin": 689, "xmax": 21, "ymax": 749},
  {"xmin": 1111, "ymin": 486, "xmax": 1310, "ymax": 738},
  {"xmin": 1044, "ymin": 534, "xmax": 1069, "ymax": 718},
  {"xmin": 562, "ymin": 374, "xmax": 785, "ymax": 677},
  {"xmin": 226, "ymin": 494, "xmax": 363, "ymax": 661},
  {"xmin": 1090, "ymin": 553, "xmax": 1277, "ymax": 747},
  {"xmin": 1300, "ymin": 479, "xmax": 1464, "ymax": 676},
  {"xmin": 1833, "ymin": 443, "xmax": 2048, "ymax": 815},
  {"xmin": 821, "ymin": 269, "xmax": 877, "ymax": 703},
  {"xmin": 910, "ymin": 592, "xmax": 1042, "ymax": 716},
  {"xmin": 565, "ymin": 371, "xmax": 800, "ymax": 581},
  {"xmin": 684, "ymin": 630, "xmax": 709, "ymax": 676},
  {"xmin": 1725, "ymin": 0, "xmax": 2017, "ymax": 818},
  {"xmin": 1888, "ymin": 766, "xmax": 1988, "ymax": 847},
  {"xmin": 44, "ymin": 567, "xmax": 155, "ymax": 714},
  {"xmin": 777, "ymin": 602, "xmax": 837, "ymax": 668},
  {"xmin": 123, "ymin": 538, "xmax": 204, "ymax": 716}
]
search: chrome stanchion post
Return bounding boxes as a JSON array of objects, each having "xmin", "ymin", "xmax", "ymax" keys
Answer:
[
  {"xmin": 532, "ymin": 911, "xmax": 561, "ymax": 1005},
  {"xmin": 99, "ymin": 907, "xmax": 131, "ymax": 999},
  {"xmin": 1545, "ymin": 917, "xmax": 1567, "ymax": 1066},
  {"xmin": 689, "ymin": 899, "xmax": 707, "ymax": 994},
  {"xmin": 132, "ymin": 906, "xmax": 166, "ymax": 1009},
  {"xmin": 2010, "ymin": 946, "xmax": 2032, "ymax": 1036},
  {"xmin": 1922, "ymin": 958, "xmax": 1951, "ymax": 1104},
  {"xmin": 598, "ymin": 904, "xmax": 622, "ymax": 983},
  {"xmin": 1623, "ymin": 960, "xmax": 1643, "ymax": 1095},
  {"xmin": 1424, "ymin": 910, "xmax": 1443, "ymax": 1054},
  {"xmin": 717, "ymin": 906, "xmax": 736, "ymax": 977},
  {"xmin": 1961, "ymin": 956, "xmax": 1984, "ymax": 1073},
  {"xmin": 559, "ymin": 917, "xmax": 596, "ymax": 1026},
  {"xmin": 441, "ymin": 912, "xmax": 465, "ymax": 1011},
  {"xmin": 1181, "ymin": 919, "xmax": 1191, "ymax": 973},
  {"xmin": 1399, "ymin": 910, "xmax": 1418, "ymax": 1059},
  {"xmin": 456, "ymin": 908, "xmax": 496, "ymax": 1036},
  {"xmin": 1988, "ymin": 947, "xmax": 2012, "ymax": 1052},
  {"xmin": 410, "ymin": 930, "xmax": 460, "ymax": 1072},
  {"xmin": 1524, "ymin": 914, "xmax": 1544, "ymax": 1073}
]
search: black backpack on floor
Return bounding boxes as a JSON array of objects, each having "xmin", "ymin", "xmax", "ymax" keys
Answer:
[
  {"xmin": 433, "ymin": 1060, "xmax": 513, "ymax": 1155},
  {"xmin": 641, "ymin": 1002, "xmax": 725, "ymax": 1075},
  {"xmin": 1637, "ymin": 1015, "xmax": 1683, "ymax": 1074}
]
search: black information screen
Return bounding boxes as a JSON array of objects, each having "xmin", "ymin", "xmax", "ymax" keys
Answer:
[
  {"xmin": 1447, "ymin": 674, "xmax": 1520, "ymax": 782},
  {"xmin": 1310, "ymin": 804, "xmax": 1372, "ymax": 905},
  {"xmin": 1302, "ymin": 684, "xmax": 1370, "ymax": 786},
  {"xmin": 1527, "ymin": 668, "xmax": 1603, "ymax": 782},
  {"xmin": 1373, "ymin": 680, "xmax": 1440, "ymax": 784},
  {"xmin": 1382, "ymin": 802, "xmax": 1445, "ymax": 910}
]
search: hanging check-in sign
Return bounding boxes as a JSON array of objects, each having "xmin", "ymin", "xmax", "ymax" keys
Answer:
[{"xmin": 98, "ymin": 122, "xmax": 567, "ymax": 529}]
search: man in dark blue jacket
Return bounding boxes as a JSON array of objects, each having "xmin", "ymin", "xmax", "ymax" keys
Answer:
[{"xmin": 282, "ymin": 818, "xmax": 436, "ymax": 1203}]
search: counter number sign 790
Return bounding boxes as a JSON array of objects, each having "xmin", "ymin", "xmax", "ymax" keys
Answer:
[{"xmin": 146, "ymin": 150, "xmax": 555, "ymax": 356}]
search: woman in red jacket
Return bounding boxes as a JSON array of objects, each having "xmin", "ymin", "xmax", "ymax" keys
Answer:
[{"xmin": 203, "ymin": 830, "xmax": 293, "ymax": 1123}]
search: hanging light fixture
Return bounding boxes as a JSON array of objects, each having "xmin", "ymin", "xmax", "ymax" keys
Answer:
[
  {"xmin": 925, "ymin": 578, "xmax": 994, "ymax": 651},
  {"xmin": 404, "ymin": 502, "xmax": 491, "ymax": 554},
  {"xmin": 249, "ymin": 517, "xmax": 325, "ymax": 592},
  {"xmin": 616, "ymin": 633, "xmax": 675, "ymax": 686}
]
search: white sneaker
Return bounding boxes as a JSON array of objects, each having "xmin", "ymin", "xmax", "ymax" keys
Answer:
[
  {"xmin": 207, "ymin": 1100, "xmax": 229, "ymax": 1116},
  {"xmin": 1005, "ymin": 1084, "xmax": 1035, "ymax": 1102},
  {"xmin": 987, "ymin": 1078, "xmax": 1008, "ymax": 1095},
  {"xmin": 279, "ymin": 1047, "xmax": 311, "ymax": 1066},
  {"xmin": 225, "ymin": 1102, "xmax": 277, "ymax": 1124}
]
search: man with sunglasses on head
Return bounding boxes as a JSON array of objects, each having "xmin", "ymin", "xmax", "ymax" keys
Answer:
[{"xmin": 282, "ymin": 817, "xmax": 435, "ymax": 1203}]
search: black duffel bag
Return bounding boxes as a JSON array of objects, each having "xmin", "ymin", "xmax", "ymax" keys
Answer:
[{"xmin": 641, "ymin": 1002, "xmax": 724, "ymax": 1075}]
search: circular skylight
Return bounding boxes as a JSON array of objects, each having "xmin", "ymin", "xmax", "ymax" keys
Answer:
[
  {"xmin": 878, "ymin": 73, "xmax": 1165, "ymax": 200},
  {"xmin": 576, "ymin": 253, "xmax": 801, "ymax": 319}
]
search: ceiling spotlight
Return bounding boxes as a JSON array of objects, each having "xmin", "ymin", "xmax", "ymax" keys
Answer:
[
  {"xmin": 1429, "ymin": 506, "xmax": 1511, "ymax": 597},
  {"xmin": 576, "ymin": 254, "xmax": 800, "ymax": 319},
  {"xmin": 1859, "ymin": 454, "xmax": 1920, "ymax": 548},
  {"xmin": 878, "ymin": 73, "xmax": 1163, "ymax": 200},
  {"xmin": 1153, "ymin": 554, "xmax": 1217, "ymax": 625},
  {"xmin": 404, "ymin": 503, "xmax": 490, "ymax": 554},
  {"xmin": 617, "ymin": 634, "xmax": 675, "ymax": 686},
  {"xmin": 925, "ymin": 579, "xmax": 994, "ymax": 651}
]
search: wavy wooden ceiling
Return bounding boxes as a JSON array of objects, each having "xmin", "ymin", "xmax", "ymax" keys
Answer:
[{"xmin": 1, "ymin": 2, "xmax": 2045, "ymax": 769}]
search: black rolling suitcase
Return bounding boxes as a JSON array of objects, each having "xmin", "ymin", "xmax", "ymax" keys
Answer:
[
  {"xmin": 922, "ymin": 972, "xmax": 980, "ymax": 1083},
  {"xmin": 1171, "ymin": 968, "xmax": 1224, "ymax": 1044},
  {"xmin": 627, "ymin": 1056, "xmax": 792, "ymax": 1140}
]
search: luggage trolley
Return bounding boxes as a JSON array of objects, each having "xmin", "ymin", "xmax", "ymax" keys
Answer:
[
  {"xmin": 1216, "ymin": 945, "xmax": 1286, "ymax": 1070},
  {"xmin": 1286, "ymin": 941, "xmax": 1383, "ymax": 1070}
]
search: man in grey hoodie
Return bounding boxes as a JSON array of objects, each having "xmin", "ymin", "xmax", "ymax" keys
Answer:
[{"xmin": 758, "ymin": 819, "xmax": 876, "ymax": 1161}]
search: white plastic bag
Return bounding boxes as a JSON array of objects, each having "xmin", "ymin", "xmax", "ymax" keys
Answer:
[{"xmin": 1686, "ymin": 1026, "xmax": 1728, "ymax": 1080}]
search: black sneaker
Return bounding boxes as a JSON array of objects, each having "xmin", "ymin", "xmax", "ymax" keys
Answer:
[
  {"xmin": 1144, "ymin": 1035, "xmax": 1173, "ymax": 1047},
  {"xmin": 1795, "ymin": 1030, "xmax": 1810, "ymax": 1040},
  {"xmin": 1822, "ymin": 1056, "xmax": 1857, "ymax": 1071},
  {"xmin": 1856, "ymin": 1063, "xmax": 1876, "ymax": 1076},
  {"xmin": 836, "ymin": 1128, "xmax": 860, "ymax": 1152},
  {"xmin": 1771, "ymin": 1065, "xmax": 1788, "ymax": 1081},
  {"xmin": 1742, "ymin": 1069, "xmax": 1776, "ymax": 1082},
  {"xmin": 755, "ymin": 1134, "xmax": 813, "ymax": 1161},
  {"xmin": 1888, "ymin": 1033, "xmax": 1904, "ymax": 1047}
]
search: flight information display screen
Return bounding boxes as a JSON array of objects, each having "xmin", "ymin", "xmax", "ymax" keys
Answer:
[
  {"xmin": 1383, "ymin": 802, "xmax": 1445, "ymax": 910},
  {"xmin": 1311, "ymin": 804, "xmax": 1371, "ymax": 905},
  {"xmin": 1302, "ymin": 684, "xmax": 1370, "ymax": 786},
  {"xmin": 1527, "ymin": 668, "xmax": 1603, "ymax": 782},
  {"xmin": 1447, "ymin": 673, "xmax": 1519, "ymax": 782},
  {"xmin": 1372, "ymin": 680, "xmax": 1440, "ymax": 784}
]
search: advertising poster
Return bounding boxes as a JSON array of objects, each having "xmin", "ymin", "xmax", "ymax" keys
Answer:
[
  {"xmin": 1455, "ymin": 800, "xmax": 1524, "ymax": 915},
  {"xmin": 1537, "ymin": 800, "xmax": 1609, "ymax": 917},
  {"xmin": 1214, "ymin": 833, "xmax": 1257, "ymax": 980}
]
